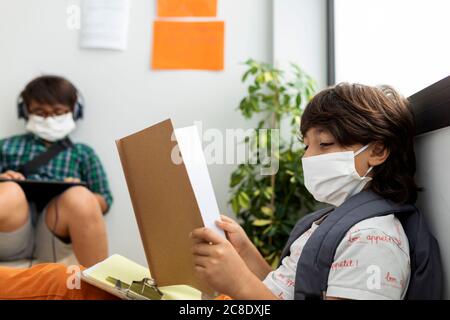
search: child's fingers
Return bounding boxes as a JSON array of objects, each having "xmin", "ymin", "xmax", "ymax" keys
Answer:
[
  {"xmin": 219, "ymin": 215, "xmax": 239, "ymax": 228},
  {"xmin": 193, "ymin": 256, "xmax": 209, "ymax": 268},
  {"xmin": 190, "ymin": 227, "xmax": 225, "ymax": 245},
  {"xmin": 189, "ymin": 230, "xmax": 206, "ymax": 244},
  {"xmin": 215, "ymin": 220, "xmax": 236, "ymax": 233},
  {"xmin": 194, "ymin": 265, "xmax": 207, "ymax": 275},
  {"xmin": 1, "ymin": 172, "xmax": 14, "ymax": 179},
  {"xmin": 6, "ymin": 171, "xmax": 24, "ymax": 180},
  {"xmin": 192, "ymin": 243, "xmax": 214, "ymax": 256},
  {"xmin": 16, "ymin": 172, "xmax": 25, "ymax": 180},
  {"xmin": 220, "ymin": 215, "xmax": 235, "ymax": 223}
]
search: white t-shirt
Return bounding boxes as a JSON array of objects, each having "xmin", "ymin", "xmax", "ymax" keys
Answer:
[{"xmin": 263, "ymin": 214, "xmax": 411, "ymax": 300}]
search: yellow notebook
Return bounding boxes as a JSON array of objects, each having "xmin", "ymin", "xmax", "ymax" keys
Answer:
[{"xmin": 81, "ymin": 254, "xmax": 202, "ymax": 300}]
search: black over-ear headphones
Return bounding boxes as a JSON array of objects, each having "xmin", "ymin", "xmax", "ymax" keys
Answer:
[{"xmin": 17, "ymin": 91, "xmax": 84, "ymax": 121}]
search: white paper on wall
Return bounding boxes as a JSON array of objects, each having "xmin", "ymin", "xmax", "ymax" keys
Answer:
[{"xmin": 80, "ymin": 0, "xmax": 130, "ymax": 51}]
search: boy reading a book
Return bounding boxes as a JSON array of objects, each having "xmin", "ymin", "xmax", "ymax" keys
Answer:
[
  {"xmin": 0, "ymin": 83, "xmax": 438, "ymax": 300},
  {"xmin": 0, "ymin": 75, "xmax": 113, "ymax": 267}
]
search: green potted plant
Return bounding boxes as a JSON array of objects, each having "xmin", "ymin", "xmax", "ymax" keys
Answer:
[{"xmin": 229, "ymin": 59, "xmax": 318, "ymax": 267}]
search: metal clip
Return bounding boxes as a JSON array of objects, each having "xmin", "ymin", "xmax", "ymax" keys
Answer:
[{"xmin": 106, "ymin": 276, "xmax": 164, "ymax": 300}]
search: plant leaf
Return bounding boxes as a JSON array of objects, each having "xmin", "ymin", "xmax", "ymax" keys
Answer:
[
  {"xmin": 252, "ymin": 219, "xmax": 273, "ymax": 227},
  {"xmin": 238, "ymin": 192, "xmax": 250, "ymax": 209},
  {"xmin": 261, "ymin": 206, "xmax": 274, "ymax": 217}
]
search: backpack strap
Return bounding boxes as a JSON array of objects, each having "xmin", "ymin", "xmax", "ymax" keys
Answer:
[
  {"xmin": 280, "ymin": 206, "xmax": 334, "ymax": 260},
  {"xmin": 18, "ymin": 138, "xmax": 73, "ymax": 177},
  {"xmin": 397, "ymin": 207, "xmax": 444, "ymax": 299},
  {"xmin": 293, "ymin": 190, "xmax": 415, "ymax": 300}
]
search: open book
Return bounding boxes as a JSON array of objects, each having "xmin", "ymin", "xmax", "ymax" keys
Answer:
[
  {"xmin": 81, "ymin": 254, "xmax": 202, "ymax": 300},
  {"xmin": 114, "ymin": 119, "xmax": 225, "ymax": 295},
  {"xmin": 82, "ymin": 119, "xmax": 225, "ymax": 297}
]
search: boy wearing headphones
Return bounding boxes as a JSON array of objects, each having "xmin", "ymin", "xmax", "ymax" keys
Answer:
[{"xmin": 0, "ymin": 75, "xmax": 113, "ymax": 267}]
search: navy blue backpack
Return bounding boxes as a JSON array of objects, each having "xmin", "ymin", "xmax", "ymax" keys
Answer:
[{"xmin": 280, "ymin": 190, "xmax": 443, "ymax": 300}]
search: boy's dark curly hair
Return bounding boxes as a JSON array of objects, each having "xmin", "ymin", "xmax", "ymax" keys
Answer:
[{"xmin": 301, "ymin": 82, "xmax": 419, "ymax": 204}]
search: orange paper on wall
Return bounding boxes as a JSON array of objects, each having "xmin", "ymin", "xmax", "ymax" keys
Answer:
[
  {"xmin": 157, "ymin": 0, "xmax": 217, "ymax": 17},
  {"xmin": 152, "ymin": 21, "xmax": 224, "ymax": 71}
]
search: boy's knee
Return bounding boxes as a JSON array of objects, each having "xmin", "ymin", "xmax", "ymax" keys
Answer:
[
  {"xmin": 0, "ymin": 182, "xmax": 28, "ymax": 227},
  {"xmin": 61, "ymin": 186, "xmax": 96, "ymax": 206},
  {"xmin": 0, "ymin": 182, "xmax": 27, "ymax": 205},
  {"xmin": 59, "ymin": 186, "xmax": 102, "ymax": 220}
]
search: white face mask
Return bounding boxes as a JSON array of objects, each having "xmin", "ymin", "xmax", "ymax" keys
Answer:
[
  {"xmin": 301, "ymin": 144, "xmax": 373, "ymax": 207},
  {"xmin": 26, "ymin": 113, "xmax": 76, "ymax": 142}
]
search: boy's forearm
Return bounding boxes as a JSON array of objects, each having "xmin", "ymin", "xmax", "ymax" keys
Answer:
[
  {"xmin": 234, "ymin": 273, "xmax": 279, "ymax": 300},
  {"xmin": 240, "ymin": 242, "xmax": 273, "ymax": 280}
]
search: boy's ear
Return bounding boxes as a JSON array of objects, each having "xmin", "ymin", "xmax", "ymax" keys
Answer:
[{"xmin": 368, "ymin": 142, "xmax": 390, "ymax": 167}]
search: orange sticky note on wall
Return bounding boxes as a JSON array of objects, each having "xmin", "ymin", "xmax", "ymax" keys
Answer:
[
  {"xmin": 157, "ymin": 0, "xmax": 217, "ymax": 17},
  {"xmin": 152, "ymin": 21, "xmax": 225, "ymax": 71}
]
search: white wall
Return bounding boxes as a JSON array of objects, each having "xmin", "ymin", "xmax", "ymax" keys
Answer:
[
  {"xmin": 334, "ymin": 0, "xmax": 450, "ymax": 96},
  {"xmin": 273, "ymin": 0, "xmax": 328, "ymax": 89},
  {"xmin": 0, "ymin": 0, "xmax": 273, "ymax": 265}
]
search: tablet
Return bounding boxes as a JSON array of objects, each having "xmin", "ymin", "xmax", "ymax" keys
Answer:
[{"xmin": 0, "ymin": 179, "xmax": 87, "ymax": 212}]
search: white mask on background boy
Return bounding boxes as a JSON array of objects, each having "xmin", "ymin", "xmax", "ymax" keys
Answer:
[
  {"xmin": 301, "ymin": 144, "xmax": 373, "ymax": 207},
  {"xmin": 26, "ymin": 113, "xmax": 76, "ymax": 142}
]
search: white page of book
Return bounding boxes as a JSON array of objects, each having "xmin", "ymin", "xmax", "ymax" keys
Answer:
[
  {"xmin": 175, "ymin": 126, "xmax": 226, "ymax": 239},
  {"xmin": 80, "ymin": 0, "xmax": 130, "ymax": 51}
]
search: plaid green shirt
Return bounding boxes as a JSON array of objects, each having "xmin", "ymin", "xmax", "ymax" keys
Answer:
[{"xmin": 0, "ymin": 133, "xmax": 113, "ymax": 210}]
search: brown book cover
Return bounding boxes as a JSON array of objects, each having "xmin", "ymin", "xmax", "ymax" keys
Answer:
[{"xmin": 115, "ymin": 119, "xmax": 214, "ymax": 294}]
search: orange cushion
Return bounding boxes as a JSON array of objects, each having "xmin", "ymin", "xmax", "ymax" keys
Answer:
[{"xmin": 0, "ymin": 263, "xmax": 118, "ymax": 300}]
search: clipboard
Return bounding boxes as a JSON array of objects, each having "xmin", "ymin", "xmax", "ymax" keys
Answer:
[
  {"xmin": 0, "ymin": 179, "xmax": 86, "ymax": 211},
  {"xmin": 80, "ymin": 254, "xmax": 201, "ymax": 300}
]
